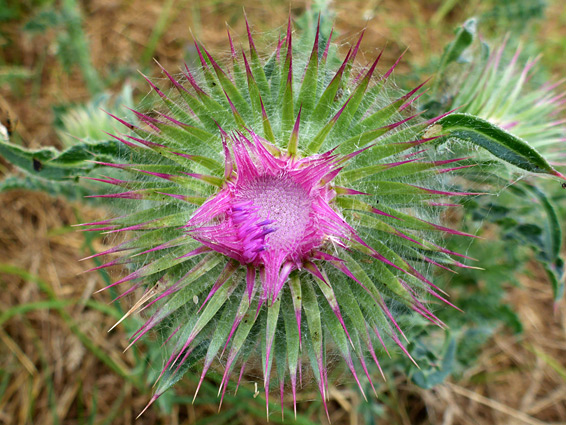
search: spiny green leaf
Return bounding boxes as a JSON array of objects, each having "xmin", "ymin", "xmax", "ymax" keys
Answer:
[
  {"xmin": 125, "ymin": 245, "xmax": 202, "ymax": 281},
  {"xmin": 349, "ymin": 236, "xmax": 414, "ymax": 305},
  {"xmin": 248, "ymin": 48, "xmax": 271, "ymax": 112},
  {"xmin": 0, "ymin": 139, "xmax": 120, "ymax": 180},
  {"xmin": 368, "ymin": 203, "xmax": 463, "ymax": 235},
  {"xmin": 335, "ymin": 282, "xmax": 376, "ymax": 358},
  {"xmin": 357, "ymin": 139, "xmax": 431, "ymax": 163},
  {"xmin": 243, "ymin": 53, "xmax": 265, "ymax": 126},
  {"xmin": 0, "ymin": 174, "xmax": 89, "ymax": 200},
  {"xmin": 338, "ymin": 127, "xmax": 390, "ymax": 154},
  {"xmin": 159, "ymin": 96, "xmax": 201, "ymax": 128},
  {"xmin": 366, "ymin": 159, "xmax": 449, "ymax": 181},
  {"xmin": 349, "ymin": 180, "xmax": 469, "ymax": 202},
  {"xmin": 111, "ymin": 164, "xmax": 213, "ymax": 193},
  {"xmin": 328, "ymin": 63, "xmax": 378, "ymax": 142},
  {"xmin": 90, "ymin": 203, "xmax": 184, "ymax": 228},
  {"xmin": 319, "ymin": 299, "xmax": 353, "ymax": 372},
  {"xmin": 222, "ymin": 299, "xmax": 262, "ymax": 380},
  {"xmin": 344, "ymin": 208, "xmax": 424, "ymax": 247},
  {"xmin": 92, "ymin": 187, "xmax": 205, "ymax": 203},
  {"xmin": 338, "ymin": 163, "xmax": 395, "ymax": 183},
  {"xmin": 195, "ymin": 87, "xmax": 237, "ymax": 128}
]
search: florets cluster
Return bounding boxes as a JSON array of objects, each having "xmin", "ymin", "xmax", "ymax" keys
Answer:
[{"xmin": 188, "ymin": 130, "xmax": 360, "ymax": 305}]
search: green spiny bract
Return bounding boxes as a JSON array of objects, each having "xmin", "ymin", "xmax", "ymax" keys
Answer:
[{"xmin": 82, "ymin": 17, "xmax": 480, "ymax": 418}]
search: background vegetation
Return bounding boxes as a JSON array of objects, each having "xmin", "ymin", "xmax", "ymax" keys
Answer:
[{"xmin": 1, "ymin": 0, "xmax": 565, "ymax": 424}]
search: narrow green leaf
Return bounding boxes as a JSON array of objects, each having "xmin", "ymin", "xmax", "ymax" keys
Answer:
[
  {"xmin": 249, "ymin": 49, "xmax": 271, "ymax": 112},
  {"xmin": 154, "ymin": 122, "xmax": 219, "ymax": 156},
  {"xmin": 89, "ymin": 203, "xmax": 181, "ymax": 227},
  {"xmin": 439, "ymin": 113, "xmax": 565, "ymax": 178},
  {"xmin": 243, "ymin": 54, "xmax": 264, "ymax": 125},
  {"xmin": 520, "ymin": 184, "xmax": 564, "ymax": 301},
  {"xmin": 348, "ymin": 237, "xmax": 414, "ymax": 305},
  {"xmin": 160, "ymin": 96, "xmax": 201, "ymax": 128},
  {"xmin": 351, "ymin": 139, "xmax": 429, "ymax": 163},
  {"xmin": 433, "ymin": 18, "xmax": 477, "ymax": 94},
  {"xmin": 334, "ymin": 125, "xmax": 395, "ymax": 155},
  {"xmin": 196, "ymin": 89, "xmax": 237, "ymax": 127},
  {"xmin": 336, "ymin": 282, "xmax": 376, "ymax": 357},
  {"xmin": 221, "ymin": 300, "xmax": 262, "ymax": 389},
  {"xmin": 124, "ymin": 245, "xmax": 202, "ymax": 282},
  {"xmin": 364, "ymin": 202, "xmax": 462, "ymax": 235},
  {"xmin": 93, "ymin": 187, "xmax": 205, "ymax": 204},
  {"xmin": 174, "ymin": 90, "xmax": 221, "ymax": 133},
  {"xmin": 328, "ymin": 65, "xmax": 377, "ymax": 142},
  {"xmin": 338, "ymin": 163, "xmax": 393, "ymax": 184},
  {"xmin": 339, "ymin": 180, "xmax": 467, "ymax": 203},
  {"xmin": 310, "ymin": 64, "xmax": 345, "ymax": 129}
]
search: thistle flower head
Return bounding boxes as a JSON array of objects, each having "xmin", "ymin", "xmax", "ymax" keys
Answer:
[
  {"xmin": 58, "ymin": 84, "xmax": 135, "ymax": 147},
  {"xmin": 82, "ymin": 16, "xmax": 475, "ymax": 417},
  {"xmin": 445, "ymin": 35, "xmax": 566, "ymax": 164}
]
